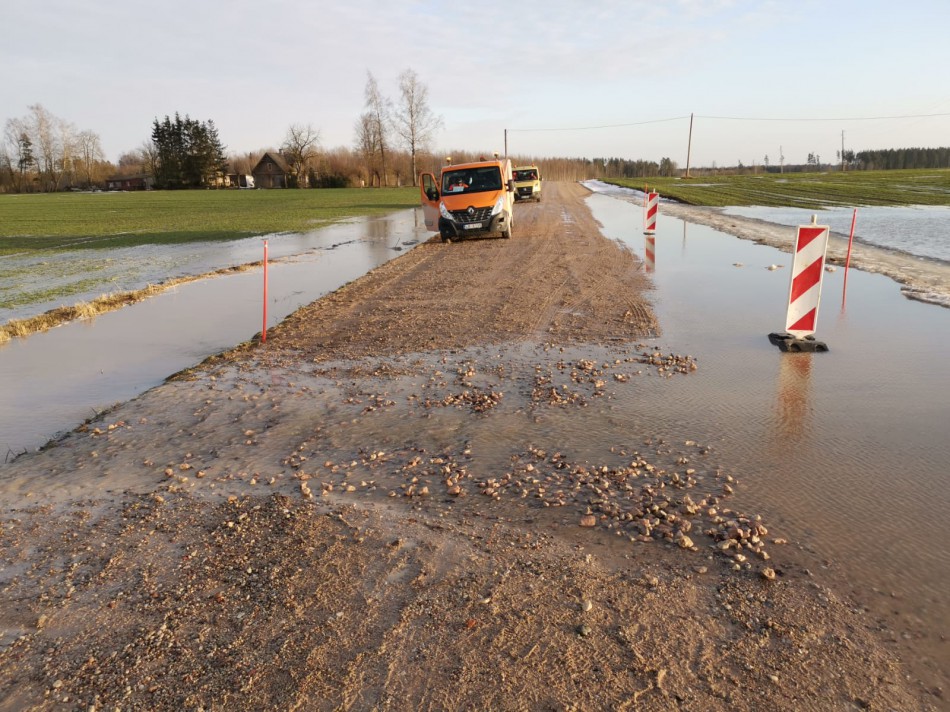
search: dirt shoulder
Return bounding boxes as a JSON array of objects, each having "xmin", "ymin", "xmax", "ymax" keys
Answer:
[{"xmin": 0, "ymin": 183, "xmax": 937, "ymax": 711}]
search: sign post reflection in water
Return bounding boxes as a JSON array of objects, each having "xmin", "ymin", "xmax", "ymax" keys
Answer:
[
  {"xmin": 644, "ymin": 232, "xmax": 656, "ymax": 273},
  {"xmin": 771, "ymin": 352, "xmax": 815, "ymax": 444},
  {"xmin": 262, "ymin": 239, "xmax": 268, "ymax": 343}
]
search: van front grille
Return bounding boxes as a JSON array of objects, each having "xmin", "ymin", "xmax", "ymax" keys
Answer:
[{"xmin": 450, "ymin": 207, "xmax": 493, "ymax": 224}]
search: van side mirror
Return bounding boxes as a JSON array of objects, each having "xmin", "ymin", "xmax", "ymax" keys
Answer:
[
  {"xmin": 426, "ymin": 187, "xmax": 439, "ymax": 201},
  {"xmin": 507, "ymin": 180, "xmax": 515, "ymax": 192}
]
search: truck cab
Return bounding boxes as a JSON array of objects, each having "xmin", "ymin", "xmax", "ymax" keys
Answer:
[
  {"xmin": 420, "ymin": 158, "xmax": 515, "ymax": 242},
  {"xmin": 512, "ymin": 165, "xmax": 542, "ymax": 201}
]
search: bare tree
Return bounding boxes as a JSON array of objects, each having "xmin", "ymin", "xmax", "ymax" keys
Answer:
[
  {"xmin": 117, "ymin": 150, "xmax": 142, "ymax": 172},
  {"xmin": 16, "ymin": 104, "xmax": 83, "ymax": 191},
  {"xmin": 139, "ymin": 140, "xmax": 159, "ymax": 180},
  {"xmin": 59, "ymin": 119, "xmax": 78, "ymax": 188},
  {"xmin": 393, "ymin": 68, "xmax": 443, "ymax": 187},
  {"xmin": 281, "ymin": 123, "xmax": 321, "ymax": 188},
  {"xmin": 0, "ymin": 146, "xmax": 10, "ymax": 191},
  {"xmin": 355, "ymin": 112, "xmax": 381, "ymax": 187},
  {"xmin": 362, "ymin": 72, "xmax": 391, "ymax": 187},
  {"xmin": 75, "ymin": 129, "xmax": 105, "ymax": 187},
  {"xmin": 227, "ymin": 151, "xmax": 261, "ymax": 176},
  {"xmin": 27, "ymin": 104, "xmax": 62, "ymax": 191}
]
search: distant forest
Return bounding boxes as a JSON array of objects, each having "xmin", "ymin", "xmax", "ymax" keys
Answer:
[
  {"xmin": 570, "ymin": 147, "xmax": 950, "ymax": 181},
  {"xmin": 854, "ymin": 147, "xmax": 950, "ymax": 170}
]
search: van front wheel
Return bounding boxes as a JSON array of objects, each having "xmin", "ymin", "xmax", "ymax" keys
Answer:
[{"xmin": 501, "ymin": 227, "xmax": 511, "ymax": 239}]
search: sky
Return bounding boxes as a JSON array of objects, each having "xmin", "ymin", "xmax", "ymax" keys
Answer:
[{"xmin": 3, "ymin": 0, "xmax": 949, "ymax": 168}]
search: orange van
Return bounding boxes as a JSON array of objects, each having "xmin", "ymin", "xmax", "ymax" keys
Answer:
[
  {"xmin": 512, "ymin": 165, "xmax": 542, "ymax": 201},
  {"xmin": 419, "ymin": 158, "xmax": 515, "ymax": 242}
]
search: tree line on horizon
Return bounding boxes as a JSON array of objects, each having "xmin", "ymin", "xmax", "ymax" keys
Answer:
[{"xmin": 3, "ymin": 96, "xmax": 949, "ymax": 193}]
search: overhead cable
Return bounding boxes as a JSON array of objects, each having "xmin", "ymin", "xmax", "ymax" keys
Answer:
[{"xmin": 511, "ymin": 112, "xmax": 950, "ymax": 132}]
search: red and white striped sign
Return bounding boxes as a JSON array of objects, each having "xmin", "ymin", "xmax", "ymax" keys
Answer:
[
  {"xmin": 644, "ymin": 192, "xmax": 658, "ymax": 233},
  {"xmin": 644, "ymin": 233, "xmax": 655, "ymax": 273},
  {"xmin": 785, "ymin": 222, "xmax": 830, "ymax": 338}
]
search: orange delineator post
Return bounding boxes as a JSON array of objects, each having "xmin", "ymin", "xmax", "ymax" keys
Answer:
[{"xmin": 841, "ymin": 208, "xmax": 858, "ymax": 309}]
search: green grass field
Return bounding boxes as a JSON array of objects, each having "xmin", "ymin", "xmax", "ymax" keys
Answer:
[
  {"xmin": 0, "ymin": 187, "xmax": 419, "ymax": 256},
  {"xmin": 608, "ymin": 168, "xmax": 950, "ymax": 209}
]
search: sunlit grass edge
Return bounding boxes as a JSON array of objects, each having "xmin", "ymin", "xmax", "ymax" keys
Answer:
[
  {"xmin": 607, "ymin": 168, "xmax": 950, "ymax": 209},
  {"xmin": 0, "ymin": 187, "xmax": 419, "ymax": 255}
]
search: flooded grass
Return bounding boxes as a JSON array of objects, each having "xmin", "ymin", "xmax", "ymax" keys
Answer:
[
  {"xmin": 0, "ymin": 187, "xmax": 418, "ymax": 255},
  {"xmin": 0, "ymin": 275, "xmax": 111, "ymax": 310},
  {"xmin": 0, "ymin": 262, "xmax": 259, "ymax": 344},
  {"xmin": 0, "ymin": 189, "xmax": 421, "ymax": 335},
  {"xmin": 608, "ymin": 167, "xmax": 950, "ymax": 208}
]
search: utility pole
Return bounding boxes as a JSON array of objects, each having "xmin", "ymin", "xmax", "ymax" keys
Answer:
[
  {"xmin": 841, "ymin": 130, "xmax": 845, "ymax": 172},
  {"xmin": 780, "ymin": 145, "xmax": 785, "ymax": 174},
  {"xmin": 504, "ymin": 129, "xmax": 508, "ymax": 158},
  {"xmin": 685, "ymin": 112, "xmax": 694, "ymax": 178}
]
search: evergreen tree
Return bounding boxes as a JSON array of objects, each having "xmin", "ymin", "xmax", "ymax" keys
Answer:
[{"xmin": 151, "ymin": 114, "xmax": 227, "ymax": 188}]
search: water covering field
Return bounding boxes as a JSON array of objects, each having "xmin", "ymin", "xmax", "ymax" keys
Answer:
[{"xmin": 723, "ymin": 203, "xmax": 950, "ymax": 262}]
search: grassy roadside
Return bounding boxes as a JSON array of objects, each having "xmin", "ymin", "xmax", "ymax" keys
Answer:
[
  {"xmin": 0, "ymin": 187, "xmax": 419, "ymax": 256},
  {"xmin": 608, "ymin": 168, "xmax": 950, "ymax": 209}
]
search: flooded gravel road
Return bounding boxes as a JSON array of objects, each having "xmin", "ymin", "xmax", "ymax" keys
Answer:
[{"xmin": 0, "ymin": 183, "xmax": 943, "ymax": 710}]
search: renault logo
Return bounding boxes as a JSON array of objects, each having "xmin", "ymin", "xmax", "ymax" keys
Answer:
[{"xmin": 467, "ymin": 207, "xmax": 475, "ymax": 215}]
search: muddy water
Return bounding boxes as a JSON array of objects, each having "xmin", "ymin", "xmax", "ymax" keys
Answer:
[
  {"xmin": 587, "ymin": 192, "xmax": 950, "ymax": 688},
  {"xmin": 0, "ymin": 210, "xmax": 427, "ymax": 458}
]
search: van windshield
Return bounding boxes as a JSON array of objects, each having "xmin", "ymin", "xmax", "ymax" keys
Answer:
[
  {"xmin": 442, "ymin": 167, "xmax": 503, "ymax": 195},
  {"xmin": 514, "ymin": 170, "xmax": 538, "ymax": 181}
]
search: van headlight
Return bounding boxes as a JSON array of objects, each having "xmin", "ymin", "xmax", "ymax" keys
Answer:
[
  {"xmin": 492, "ymin": 196, "xmax": 505, "ymax": 215},
  {"xmin": 439, "ymin": 201, "xmax": 451, "ymax": 219}
]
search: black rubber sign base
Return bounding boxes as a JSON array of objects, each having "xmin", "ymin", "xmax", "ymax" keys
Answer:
[{"xmin": 768, "ymin": 332, "xmax": 829, "ymax": 353}]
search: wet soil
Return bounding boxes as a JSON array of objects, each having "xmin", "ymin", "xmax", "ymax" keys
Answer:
[{"xmin": 0, "ymin": 183, "xmax": 939, "ymax": 710}]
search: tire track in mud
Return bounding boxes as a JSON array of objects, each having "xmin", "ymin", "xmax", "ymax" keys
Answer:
[{"xmin": 545, "ymin": 186, "xmax": 657, "ymax": 341}]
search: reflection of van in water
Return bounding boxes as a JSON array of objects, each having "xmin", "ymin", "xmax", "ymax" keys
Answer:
[
  {"xmin": 512, "ymin": 165, "xmax": 541, "ymax": 201},
  {"xmin": 419, "ymin": 159, "xmax": 515, "ymax": 242}
]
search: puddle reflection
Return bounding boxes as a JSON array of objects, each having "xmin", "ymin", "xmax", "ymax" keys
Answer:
[
  {"xmin": 644, "ymin": 233, "xmax": 656, "ymax": 273},
  {"xmin": 770, "ymin": 353, "xmax": 814, "ymax": 445}
]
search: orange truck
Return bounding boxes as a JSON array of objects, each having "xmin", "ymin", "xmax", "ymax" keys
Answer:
[{"xmin": 419, "ymin": 158, "xmax": 515, "ymax": 242}]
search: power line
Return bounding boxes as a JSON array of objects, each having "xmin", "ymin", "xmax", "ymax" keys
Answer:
[
  {"xmin": 510, "ymin": 111, "xmax": 950, "ymax": 133},
  {"xmin": 698, "ymin": 112, "xmax": 950, "ymax": 122},
  {"xmin": 510, "ymin": 116, "xmax": 690, "ymax": 132}
]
